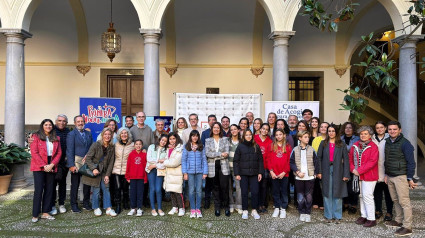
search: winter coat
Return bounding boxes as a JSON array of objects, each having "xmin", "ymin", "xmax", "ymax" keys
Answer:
[
  {"xmin": 317, "ymin": 141, "xmax": 350, "ymax": 198},
  {"xmin": 82, "ymin": 141, "xmax": 115, "ymax": 188},
  {"xmin": 349, "ymin": 140, "xmax": 379, "ymax": 181},
  {"xmin": 233, "ymin": 142, "xmax": 264, "ymax": 176},
  {"xmin": 181, "ymin": 146, "xmax": 208, "ymax": 175},
  {"xmin": 113, "ymin": 139, "xmax": 135, "ymax": 175},
  {"xmin": 372, "ymin": 133, "xmax": 389, "ymax": 182},
  {"xmin": 163, "ymin": 144, "xmax": 184, "ymax": 193},
  {"xmin": 125, "ymin": 150, "xmax": 148, "ymax": 182},
  {"xmin": 30, "ymin": 134, "xmax": 62, "ymax": 172}
]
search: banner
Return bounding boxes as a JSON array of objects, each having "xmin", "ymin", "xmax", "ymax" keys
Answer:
[
  {"xmin": 264, "ymin": 101, "xmax": 319, "ymax": 121},
  {"xmin": 175, "ymin": 93, "xmax": 261, "ymax": 129},
  {"xmin": 80, "ymin": 97, "xmax": 122, "ymax": 142}
]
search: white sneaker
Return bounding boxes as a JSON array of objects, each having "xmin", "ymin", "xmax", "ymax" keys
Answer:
[
  {"xmin": 242, "ymin": 210, "xmax": 249, "ymax": 219},
  {"xmin": 230, "ymin": 207, "xmax": 234, "ymax": 213},
  {"xmin": 272, "ymin": 208, "xmax": 280, "ymax": 218},
  {"xmin": 136, "ymin": 209, "xmax": 143, "ymax": 216},
  {"xmin": 94, "ymin": 208, "xmax": 102, "ymax": 216},
  {"xmin": 50, "ymin": 206, "xmax": 57, "ymax": 216},
  {"xmin": 305, "ymin": 214, "xmax": 311, "ymax": 222},
  {"xmin": 168, "ymin": 207, "xmax": 178, "ymax": 215},
  {"xmin": 196, "ymin": 209, "xmax": 203, "ymax": 218},
  {"xmin": 190, "ymin": 210, "xmax": 196, "ymax": 218},
  {"xmin": 300, "ymin": 214, "xmax": 305, "ymax": 221},
  {"xmin": 106, "ymin": 209, "xmax": 117, "ymax": 217},
  {"xmin": 280, "ymin": 209, "xmax": 286, "ymax": 218},
  {"xmin": 151, "ymin": 210, "xmax": 158, "ymax": 216},
  {"xmin": 251, "ymin": 210, "xmax": 260, "ymax": 220},
  {"xmin": 158, "ymin": 210, "xmax": 165, "ymax": 216},
  {"xmin": 178, "ymin": 208, "xmax": 185, "ymax": 217},
  {"xmin": 236, "ymin": 209, "xmax": 243, "ymax": 214},
  {"xmin": 127, "ymin": 209, "xmax": 136, "ymax": 216},
  {"xmin": 59, "ymin": 205, "xmax": 66, "ymax": 214}
]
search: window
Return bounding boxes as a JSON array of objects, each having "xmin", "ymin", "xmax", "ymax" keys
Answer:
[{"xmin": 289, "ymin": 77, "xmax": 319, "ymax": 101}]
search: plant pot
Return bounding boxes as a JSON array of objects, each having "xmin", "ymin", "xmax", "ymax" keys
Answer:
[{"xmin": 0, "ymin": 174, "xmax": 13, "ymax": 195}]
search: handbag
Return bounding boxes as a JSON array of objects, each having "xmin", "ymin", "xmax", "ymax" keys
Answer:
[
  {"xmin": 157, "ymin": 168, "xmax": 166, "ymax": 176},
  {"xmin": 78, "ymin": 163, "xmax": 97, "ymax": 178}
]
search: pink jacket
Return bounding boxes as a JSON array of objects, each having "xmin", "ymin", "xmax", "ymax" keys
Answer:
[
  {"xmin": 349, "ymin": 140, "xmax": 379, "ymax": 181},
  {"xmin": 30, "ymin": 134, "xmax": 62, "ymax": 172}
]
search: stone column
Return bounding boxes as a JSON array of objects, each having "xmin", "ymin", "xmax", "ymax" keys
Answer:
[
  {"xmin": 140, "ymin": 29, "xmax": 161, "ymax": 116},
  {"xmin": 268, "ymin": 31, "xmax": 295, "ymax": 101},
  {"xmin": 1, "ymin": 29, "xmax": 32, "ymax": 188},
  {"xmin": 395, "ymin": 34, "xmax": 423, "ymax": 179}
]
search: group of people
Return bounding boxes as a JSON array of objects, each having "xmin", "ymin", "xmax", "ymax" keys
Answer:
[{"xmin": 29, "ymin": 110, "xmax": 417, "ymax": 236}]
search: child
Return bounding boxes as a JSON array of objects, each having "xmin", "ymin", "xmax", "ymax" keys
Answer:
[
  {"xmin": 290, "ymin": 131, "xmax": 319, "ymax": 222},
  {"xmin": 125, "ymin": 139, "xmax": 148, "ymax": 216},
  {"xmin": 267, "ymin": 128, "xmax": 292, "ymax": 218},
  {"xmin": 182, "ymin": 130, "xmax": 208, "ymax": 218}
]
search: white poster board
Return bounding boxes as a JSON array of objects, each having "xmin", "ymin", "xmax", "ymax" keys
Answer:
[
  {"xmin": 176, "ymin": 93, "xmax": 261, "ymax": 130},
  {"xmin": 265, "ymin": 101, "xmax": 320, "ymax": 121}
]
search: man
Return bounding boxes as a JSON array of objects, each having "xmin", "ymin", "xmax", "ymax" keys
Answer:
[
  {"xmin": 246, "ymin": 112, "xmax": 254, "ymax": 132},
  {"xmin": 66, "ymin": 115, "xmax": 93, "ymax": 213},
  {"xmin": 267, "ymin": 112, "xmax": 277, "ymax": 135},
  {"xmin": 384, "ymin": 121, "xmax": 417, "ymax": 236},
  {"xmin": 153, "ymin": 119, "xmax": 168, "ymax": 142},
  {"xmin": 288, "ymin": 114, "xmax": 299, "ymax": 136},
  {"xmin": 182, "ymin": 113, "xmax": 204, "ymax": 144},
  {"xmin": 130, "ymin": 112, "xmax": 155, "ymax": 149},
  {"xmin": 201, "ymin": 115, "xmax": 217, "ymax": 145},
  {"xmin": 125, "ymin": 115, "xmax": 135, "ymax": 129},
  {"xmin": 302, "ymin": 109, "xmax": 313, "ymax": 124},
  {"xmin": 221, "ymin": 116, "xmax": 231, "ymax": 137}
]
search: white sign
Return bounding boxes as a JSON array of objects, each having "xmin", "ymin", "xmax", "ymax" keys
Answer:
[
  {"xmin": 176, "ymin": 93, "xmax": 262, "ymax": 129},
  {"xmin": 265, "ymin": 101, "xmax": 319, "ymax": 121}
]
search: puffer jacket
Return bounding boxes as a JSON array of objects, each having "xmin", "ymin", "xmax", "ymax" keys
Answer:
[
  {"xmin": 181, "ymin": 146, "xmax": 208, "ymax": 175},
  {"xmin": 163, "ymin": 144, "xmax": 184, "ymax": 193},
  {"xmin": 372, "ymin": 133, "xmax": 389, "ymax": 182},
  {"xmin": 113, "ymin": 138, "xmax": 134, "ymax": 175},
  {"xmin": 349, "ymin": 140, "xmax": 379, "ymax": 181},
  {"xmin": 233, "ymin": 141, "xmax": 264, "ymax": 176}
]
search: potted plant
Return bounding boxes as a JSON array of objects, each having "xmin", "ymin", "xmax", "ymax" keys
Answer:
[{"xmin": 0, "ymin": 141, "xmax": 31, "ymax": 195}]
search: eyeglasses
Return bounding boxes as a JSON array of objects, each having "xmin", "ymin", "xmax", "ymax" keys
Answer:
[{"xmin": 137, "ymin": 116, "xmax": 146, "ymax": 118}]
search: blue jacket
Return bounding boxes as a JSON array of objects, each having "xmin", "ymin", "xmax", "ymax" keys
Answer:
[
  {"xmin": 341, "ymin": 135, "xmax": 360, "ymax": 152},
  {"xmin": 181, "ymin": 146, "xmax": 208, "ymax": 175},
  {"xmin": 201, "ymin": 128, "xmax": 211, "ymax": 146},
  {"xmin": 66, "ymin": 128, "xmax": 93, "ymax": 168}
]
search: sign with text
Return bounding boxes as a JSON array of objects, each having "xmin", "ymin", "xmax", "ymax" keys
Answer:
[
  {"xmin": 80, "ymin": 97, "xmax": 122, "ymax": 141},
  {"xmin": 265, "ymin": 101, "xmax": 319, "ymax": 121}
]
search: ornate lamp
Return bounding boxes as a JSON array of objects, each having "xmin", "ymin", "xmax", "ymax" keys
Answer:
[{"xmin": 101, "ymin": 0, "xmax": 121, "ymax": 62}]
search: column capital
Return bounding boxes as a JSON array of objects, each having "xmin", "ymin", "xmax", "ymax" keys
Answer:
[
  {"xmin": 140, "ymin": 28, "xmax": 162, "ymax": 45},
  {"xmin": 268, "ymin": 31, "xmax": 295, "ymax": 40},
  {"xmin": 0, "ymin": 28, "xmax": 32, "ymax": 39},
  {"xmin": 394, "ymin": 34, "xmax": 424, "ymax": 46}
]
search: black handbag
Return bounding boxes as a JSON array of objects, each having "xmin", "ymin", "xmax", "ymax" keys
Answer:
[{"xmin": 78, "ymin": 163, "xmax": 98, "ymax": 178}]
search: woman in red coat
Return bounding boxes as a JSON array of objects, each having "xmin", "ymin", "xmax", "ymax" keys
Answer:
[
  {"xmin": 30, "ymin": 119, "xmax": 62, "ymax": 222},
  {"xmin": 349, "ymin": 125, "xmax": 379, "ymax": 228}
]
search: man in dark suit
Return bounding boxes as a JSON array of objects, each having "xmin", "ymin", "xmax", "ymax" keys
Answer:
[{"xmin": 66, "ymin": 115, "xmax": 93, "ymax": 212}]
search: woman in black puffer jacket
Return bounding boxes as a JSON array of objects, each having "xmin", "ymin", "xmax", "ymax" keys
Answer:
[{"xmin": 234, "ymin": 129, "xmax": 264, "ymax": 220}]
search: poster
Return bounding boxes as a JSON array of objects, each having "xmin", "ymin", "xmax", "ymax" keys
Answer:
[
  {"xmin": 264, "ymin": 101, "xmax": 319, "ymax": 121},
  {"xmin": 80, "ymin": 97, "xmax": 122, "ymax": 142}
]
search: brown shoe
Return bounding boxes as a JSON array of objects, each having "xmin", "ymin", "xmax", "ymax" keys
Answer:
[
  {"xmin": 363, "ymin": 220, "xmax": 377, "ymax": 227},
  {"xmin": 355, "ymin": 217, "xmax": 367, "ymax": 225},
  {"xmin": 395, "ymin": 227, "xmax": 412, "ymax": 236},
  {"xmin": 386, "ymin": 220, "xmax": 403, "ymax": 228}
]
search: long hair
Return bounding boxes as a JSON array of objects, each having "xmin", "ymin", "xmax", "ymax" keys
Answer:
[
  {"xmin": 323, "ymin": 124, "xmax": 343, "ymax": 147},
  {"xmin": 104, "ymin": 119, "xmax": 118, "ymax": 133},
  {"xmin": 241, "ymin": 129, "xmax": 257, "ymax": 152},
  {"xmin": 209, "ymin": 122, "xmax": 223, "ymax": 138},
  {"xmin": 296, "ymin": 120, "xmax": 310, "ymax": 132},
  {"xmin": 272, "ymin": 128, "xmax": 287, "ymax": 153},
  {"xmin": 253, "ymin": 118, "xmax": 263, "ymax": 134},
  {"xmin": 174, "ymin": 117, "xmax": 188, "ymax": 132},
  {"xmin": 339, "ymin": 121, "xmax": 357, "ymax": 137},
  {"xmin": 185, "ymin": 130, "xmax": 203, "ymax": 151},
  {"xmin": 155, "ymin": 134, "xmax": 168, "ymax": 151},
  {"xmin": 273, "ymin": 119, "xmax": 290, "ymax": 136},
  {"xmin": 229, "ymin": 124, "xmax": 241, "ymax": 142},
  {"xmin": 99, "ymin": 127, "xmax": 114, "ymax": 146},
  {"xmin": 36, "ymin": 119, "xmax": 58, "ymax": 142},
  {"xmin": 168, "ymin": 132, "xmax": 183, "ymax": 146}
]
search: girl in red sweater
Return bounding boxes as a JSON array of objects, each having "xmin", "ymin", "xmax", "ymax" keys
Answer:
[
  {"xmin": 267, "ymin": 128, "xmax": 292, "ymax": 219},
  {"xmin": 126, "ymin": 139, "xmax": 148, "ymax": 216}
]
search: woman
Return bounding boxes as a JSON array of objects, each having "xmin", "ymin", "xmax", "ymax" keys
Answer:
[
  {"xmin": 112, "ymin": 127, "xmax": 134, "ymax": 214},
  {"xmin": 372, "ymin": 121, "xmax": 393, "ymax": 221},
  {"xmin": 267, "ymin": 112, "xmax": 277, "ymax": 135},
  {"xmin": 228, "ymin": 124, "xmax": 242, "ymax": 214},
  {"xmin": 317, "ymin": 125, "xmax": 350, "ymax": 223},
  {"xmin": 310, "ymin": 117, "xmax": 320, "ymax": 138},
  {"xmin": 268, "ymin": 129, "xmax": 292, "ymax": 219},
  {"xmin": 82, "ymin": 127, "xmax": 117, "ymax": 217},
  {"xmin": 293, "ymin": 120, "xmax": 313, "ymax": 147},
  {"xmin": 254, "ymin": 123, "xmax": 272, "ymax": 214},
  {"xmin": 234, "ymin": 129, "xmax": 264, "ymax": 220},
  {"xmin": 205, "ymin": 122, "xmax": 230, "ymax": 217},
  {"xmin": 238, "ymin": 117, "xmax": 249, "ymax": 135},
  {"xmin": 30, "ymin": 119, "xmax": 62, "ymax": 222},
  {"xmin": 349, "ymin": 125, "xmax": 379, "ymax": 227},
  {"xmin": 311, "ymin": 122, "xmax": 330, "ymax": 210},
  {"xmin": 273, "ymin": 119, "xmax": 295, "ymax": 148},
  {"xmin": 163, "ymin": 132, "xmax": 185, "ymax": 216},
  {"xmin": 96, "ymin": 119, "xmax": 118, "ymax": 144},
  {"xmin": 146, "ymin": 134, "xmax": 168, "ymax": 216},
  {"xmin": 182, "ymin": 130, "xmax": 208, "ymax": 218},
  {"xmin": 340, "ymin": 122, "xmax": 360, "ymax": 214},
  {"xmin": 174, "ymin": 117, "xmax": 188, "ymax": 138},
  {"xmin": 253, "ymin": 118, "xmax": 263, "ymax": 135}
]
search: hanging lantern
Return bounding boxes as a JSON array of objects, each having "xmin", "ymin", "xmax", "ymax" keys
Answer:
[{"xmin": 101, "ymin": 0, "xmax": 121, "ymax": 62}]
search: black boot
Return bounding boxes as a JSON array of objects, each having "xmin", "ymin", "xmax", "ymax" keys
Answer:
[{"xmin": 116, "ymin": 203, "xmax": 122, "ymax": 214}]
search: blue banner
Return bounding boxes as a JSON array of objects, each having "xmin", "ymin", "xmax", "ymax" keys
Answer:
[{"xmin": 80, "ymin": 97, "xmax": 122, "ymax": 142}]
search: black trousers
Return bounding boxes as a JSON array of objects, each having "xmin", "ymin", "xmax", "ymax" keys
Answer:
[
  {"xmin": 259, "ymin": 170, "xmax": 271, "ymax": 208},
  {"xmin": 52, "ymin": 165, "xmax": 68, "ymax": 206},
  {"xmin": 205, "ymin": 176, "xmax": 214, "ymax": 202},
  {"xmin": 343, "ymin": 173, "xmax": 359, "ymax": 207},
  {"xmin": 33, "ymin": 171, "xmax": 55, "ymax": 217},
  {"xmin": 312, "ymin": 177, "xmax": 323, "ymax": 207},
  {"xmin": 240, "ymin": 175, "xmax": 259, "ymax": 210},
  {"xmin": 113, "ymin": 174, "xmax": 130, "ymax": 204},
  {"xmin": 129, "ymin": 179, "xmax": 144, "ymax": 209},
  {"xmin": 374, "ymin": 181, "xmax": 393, "ymax": 214},
  {"xmin": 70, "ymin": 172, "xmax": 91, "ymax": 207},
  {"xmin": 213, "ymin": 160, "xmax": 229, "ymax": 210},
  {"xmin": 295, "ymin": 179, "xmax": 315, "ymax": 214}
]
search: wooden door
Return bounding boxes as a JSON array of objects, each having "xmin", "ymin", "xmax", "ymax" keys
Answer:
[{"xmin": 107, "ymin": 75, "xmax": 144, "ymax": 115}]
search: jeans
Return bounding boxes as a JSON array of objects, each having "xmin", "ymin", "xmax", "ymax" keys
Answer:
[
  {"xmin": 271, "ymin": 177, "xmax": 289, "ymax": 209},
  {"xmin": 147, "ymin": 169, "xmax": 164, "ymax": 210},
  {"xmin": 240, "ymin": 175, "xmax": 259, "ymax": 210},
  {"xmin": 229, "ymin": 171, "xmax": 242, "ymax": 210},
  {"xmin": 188, "ymin": 173, "xmax": 203, "ymax": 210},
  {"xmin": 92, "ymin": 179, "xmax": 112, "ymax": 209},
  {"xmin": 129, "ymin": 179, "xmax": 144, "ymax": 209},
  {"xmin": 33, "ymin": 171, "xmax": 56, "ymax": 217},
  {"xmin": 359, "ymin": 181, "xmax": 377, "ymax": 221},
  {"xmin": 323, "ymin": 165, "xmax": 343, "ymax": 219},
  {"xmin": 374, "ymin": 181, "xmax": 393, "ymax": 215},
  {"xmin": 295, "ymin": 179, "xmax": 315, "ymax": 214}
]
